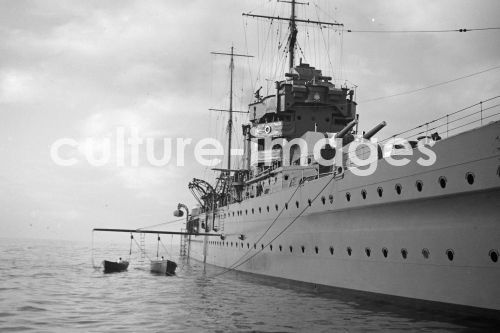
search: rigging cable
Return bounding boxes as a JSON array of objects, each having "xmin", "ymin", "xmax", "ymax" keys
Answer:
[
  {"xmin": 211, "ymin": 172, "xmax": 337, "ymax": 278},
  {"xmin": 360, "ymin": 64, "xmax": 500, "ymax": 104},
  {"xmin": 346, "ymin": 27, "xmax": 500, "ymax": 33},
  {"xmin": 136, "ymin": 217, "xmax": 185, "ymax": 230}
]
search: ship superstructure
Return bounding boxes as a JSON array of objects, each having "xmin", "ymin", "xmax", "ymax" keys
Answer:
[{"xmin": 181, "ymin": 0, "xmax": 500, "ymax": 312}]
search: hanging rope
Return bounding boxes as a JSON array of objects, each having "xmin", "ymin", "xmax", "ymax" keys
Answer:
[
  {"xmin": 129, "ymin": 234, "xmax": 133, "ymax": 257},
  {"xmin": 156, "ymin": 235, "xmax": 160, "ymax": 259},
  {"xmin": 91, "ymin": 230, "xmax": 101, "ymax": 270}
]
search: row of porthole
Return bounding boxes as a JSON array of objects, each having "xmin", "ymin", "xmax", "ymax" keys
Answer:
[
  {"xmin": 226, "ymin": 172, "xmax": 478, "ymax": 217},
  {"xmin": 206, "ymin": 240, "xmax": 499, "ymax": 263}
]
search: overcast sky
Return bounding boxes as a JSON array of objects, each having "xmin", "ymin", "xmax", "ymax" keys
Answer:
[{"xmin": 1, "ymin": 0, "xmax": 499, "ymax": 242}]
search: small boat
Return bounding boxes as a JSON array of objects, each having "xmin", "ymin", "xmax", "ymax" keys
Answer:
[
  {"xmin": 150, "ymin": 259, "xmax": 177, "ymax": 276},
  {"xmin": 103, "ymin": 260, "xmax": 129, "ymax": 273}
]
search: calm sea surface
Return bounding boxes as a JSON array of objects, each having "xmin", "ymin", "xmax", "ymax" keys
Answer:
[{"xmin": 0, "ymin": 238, "xmax": 497, "ymax": 332}]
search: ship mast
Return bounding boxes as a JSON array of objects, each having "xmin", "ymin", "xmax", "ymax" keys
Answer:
[
  {"xmin": 228, "ymin": 46, "xmax": 234, "ymax": 171},
  {"xmin": 210, "ymin": 47, "xmax": 253, "ymax": 171},
  {"xmin": 243, "ymin": 2, "xmax": 344, "ymax": 71},
  {"xmin": 288, "ymin": 0, "xmax": 297, "ymax": 70}
]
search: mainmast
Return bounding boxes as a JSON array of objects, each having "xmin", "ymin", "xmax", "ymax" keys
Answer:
[
  {"xmin": 288, "ymin": 0, "xmax": 297, "ymax": 70},
  {"xmin": 243, "ymin": 2, "xmax": 344, "ymax": 71}
]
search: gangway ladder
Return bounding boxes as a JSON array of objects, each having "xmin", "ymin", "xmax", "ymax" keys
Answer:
[
  {"xmin": 139, "ymin": 232, "xmax": 146, "ymax": 263},
  {"xmin": 219, "ymin": 215, "xmax": 225, "ymax": 233},
  {"xmin": 179, "ymin": 228, "xmax": 187, "ymax": 256}
]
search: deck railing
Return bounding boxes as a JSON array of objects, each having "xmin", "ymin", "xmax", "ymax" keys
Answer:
[{"xmin": 379, "ymin": 95, "xmax": 500, "ymax": 144}]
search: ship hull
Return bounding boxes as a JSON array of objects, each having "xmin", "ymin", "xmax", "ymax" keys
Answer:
[{"xmin": 189, "ymin": 121, "xmax": 500, "ymax": 310}]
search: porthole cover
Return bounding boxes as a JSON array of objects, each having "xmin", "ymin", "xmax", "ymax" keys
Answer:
[
  {"xmin": 377, "ymin": 187, "xmax": 383, "ymax": 197},
  {"xmin": 489, "ymin": 249, "xmax": 499, "ymax": 263},
  {"xmin": 422, "ymin": 248, "xmax": 430, "ymax": 259},
  {"xmin": 446, "ymin": 249, "xmax": 454, "ymax": 261},
  {"xmin": 438, "ymin": 177, "xmax": 447, "ymax": 189},
  {"xmin": 346, "ymin": 192, "xmax": 351, "ymax": 202},
  {"xmin": 416, "ymin": 180, "xmax": 423, "ymax": 192},
  {"xmin": 382, "ymin": 247, "xmax": 388, "ymax": 258},
  {"xmin": 365, "ymin": 247, "xmax": 371, "ymax": 257},
  {"xmin": 395, "ymin": 184, "xmax": 402, "ymax": 195},
  {"xmin": 347, "ymin": 247, "xmax": 352, "ymax": 256},
  {"xmin": 361, "ymin": 190, "xmax": 367, "ymax": 200},
  {"xmin": 466, "ymin": 172, "xmax": 475, "ymax": 185},
  {"xmin": 401, "ymin": 248, "xmax": 408, "ymax": 259}
]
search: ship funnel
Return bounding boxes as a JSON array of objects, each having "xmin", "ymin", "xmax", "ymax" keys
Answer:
[
  {"xmin": 363, "ymin": 121, "xmax": 387, "ymax": 140},
  {"xmin": 335, "ymin": 119, "xmax": 358, "ymax": 139}
]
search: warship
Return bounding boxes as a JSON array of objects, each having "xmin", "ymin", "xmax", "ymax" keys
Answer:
[{"xmin": 176, "ymin": 1, "xmax": 500, "ymax": 312}]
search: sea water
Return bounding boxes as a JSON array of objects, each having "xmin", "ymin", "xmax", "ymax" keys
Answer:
[{"xmin": 0, "ymin": 238, "xmax": 497, "ymax": 332}]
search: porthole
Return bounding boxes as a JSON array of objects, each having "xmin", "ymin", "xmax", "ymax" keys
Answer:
[
  {"xmin": 466, "ymin": 172, "xmax": 475, "ymax": 185},
  {"xmin": 261, "ymin": 244, "xmax": 264, "ymax": 250},
  {"xmin": 308, "ymin": 199, "xmax": 312, "ymax": 206},
  {"xmin": 329, "ymin": 194, "xmax": 334, "ymax": 204},
  {"xmin": 247, "ymin": 243, "xmax": 250, "ymax": 248},
  {"xmin": 267, "ymin": 206, "xmax": 270, "ymax": 212},
  {"xmin": 416, "ymin": 180, "xmax": 423, "ymax": 192},
  {"xmin": 347, "ymin": 247, "xmax": 352, "ymax": 256},
  {"xmin": 285, "ymin": 203, "xmax": 288, "ymax": 210},
  {"xmin": 245, "ymin": 209, "xmax": 248, "ymax": 215},
  {"xmin": 401, "ymin": 248, "xmax": 408, "ymax": 259},
  {"xmin": 422, "ymin": 248, "xmax": 430, "ymax": 259},
  {"xmin": 395, "ymin": 183, "xmax": 402, "ymax": 195},
  {"xmin": 270, "ymin": 245, "xmax": 273, "ymax": 251},
  {"xmin": 361, "ymin": 190, "xmax": 367, "ymax": 200},
  {"xmin": 446, "ymin": 249, "xmax": 454, "ymax": 261},
  {"xmin": 275, "ymin": 204, "xmax": 279, "ymax": 211},
  {"xmin": 314, "ymin": 246, "xmax": 319, "ymax": 254},
  {"xmin": 235, "ymin": 242, "xmax": 238, "ymax": 247},
  {"xmin": 231, "ymin": 242, "xmax": 233, "ymax": 247},
  {"xmin": 329, "ymin": 246, "xmax": 334, "ymax": 255},
  {"xmin": 377, "ymin": 187, "xmax": 383, "ymax": 197},
  {"xmin": 295, "ymin": 201, "xmax": 299, "ymax": 208},
  {"xmin": 252, "ymin": 208, "xmax": 254, "ymax": 214},
  {"xmin": 438, "ymin": 176, "xmax": 447, "ymax": 189},
  {"xmin": 241, "ymin": 242, "xmax": 244, "ymax": 248},
  {"xmin": 253, "ymin": 243, "xmax": 256, "ymax": 249},
  {"xmin": 259, "ymin": 207, "xmax": 262, "ymax": 213},
  {"xmin": 489, "ymin": 249, "xmax": 499, "ymax": 263},
  {"xmin": 301, "ymin": 245, "xmax": 305, "ymax": 253},
  {"xmin": 279, "ymin": 245, "xmax": 282, "ymax": 252},
  {"xmin": 365, "ymin": 247, "xmax": 371, "ymax": 257},
  {"xmin": 284, "ymin": 175, "xmax": 289, "ymax": 181},
  {"xmin": 321, "ymin": 196, "xmax": 326, "ymax": 205},
  {"xmin": 289, "ymin": 246, "xmax": 293, "ymax": 253},
  {"xmin": 346, "ymin": 192, "xmax": 351, "ymax": 202}
]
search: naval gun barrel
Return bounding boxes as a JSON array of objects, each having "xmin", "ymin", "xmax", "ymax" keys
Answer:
[
  {"xmin": 335, "ymin": 119, "xmax": 358, "ymax": 138},
  {"xmin": 363, "ymin": 121, "xmax": 387, "ymax": 140}
]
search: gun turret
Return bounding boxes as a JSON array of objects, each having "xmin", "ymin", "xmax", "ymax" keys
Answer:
[
  {"xmin": 363, "ymin": 121, "xmax": 387, "ymax": 140},
  {"xmin": 335, "ymin": 119, "xmax": 358, "ymax": 139}
]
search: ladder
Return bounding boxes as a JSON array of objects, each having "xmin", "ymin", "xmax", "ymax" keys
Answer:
[
  {"xmin": 139, "ymin": 232, "xmax": 146, "ymax": 263},
  {"xmin": 179, "ymin": 228, "xmax": 187, "ymax": 256}
]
